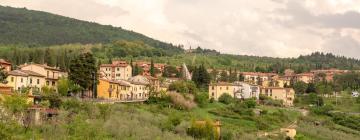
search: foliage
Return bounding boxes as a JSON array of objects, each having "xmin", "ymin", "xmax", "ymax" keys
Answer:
[
  {"xmin": 69, "ymin": 52, "xmax": 97, "ymax": 96},
  {"xmin": 218, "ymin": 93, "xmax": 234, "ymax": 105},
  {"xmin": 191, "ymin": 64, "xmax": 211, "ymax": 88},
  {"xmin": 331, "ymin": 113, "xmax": 360, "ymax": 131},
  {"xmin": 310, "ymin": 105, "xmax": 334, "ymax": 115},
  {"xmin": 0, "ymin": 67, "xmax": 7, "ymax": 83},
  {"xmin": 41, "ymin": 86, "xmax": 62, "ymax": 108},
  {"xmin": 2, "ymin": 93, "xmax": 29, "ymax": 117},
  {"xmin": 57, "ymin": 77, "xmax": 70, "ymax": 96},
  {"xmin": 168, "ymin": 92, "xmax": 197, "ymax": 110},
  {"xmin": 163, "ymin": 65, "xmax": 180, "ymax": 78},
  {"xmin": 168, "ymin": 80, "xmax": 198, "ymax": 94},
  {"xmin": 187, "ymin": 119, "xmax": 219, "ymax": 139},
  {"xmin": 194, "ymin": 92, "xmax": 209, "ymax": 107},
  {"xmin": 293, "ymin": 81, "xmax": 308, "ymax": 94},
  {"xmin": 0, "ymin": 6, "xmax": 183, "ymax": 55}
]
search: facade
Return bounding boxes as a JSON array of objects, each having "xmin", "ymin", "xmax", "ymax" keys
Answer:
[
  {"xmin": 260, "ymin": 87, "xmax": 295, "ymax": 106},
  {"xmin": 19, "ymin": 63, "xmax": 66, "ymax": 88},
  {"xmin": 100, "ymin": 61, "xmax": 132, "ymax": 81},
  {"xmin": 132, "ymin": 61, "xmax": 166, "ymax": 77},
  {"xmin": 208, "ymin": 82, "xmax": 234, "ymax": 100},
  {"xmin": 295, "ymin": 73, "xmax": 314, "ymax": 83},
  {"xmin": 97, "ymin": 79, "xmax": 131, "ymax": 100},
  {"xmin": 6, "ymin": 70, "xmax": 46, "ymax": 95},
  {"xmin": 0, "ymin": 59, "xmax": 11, "ymax": 72},
  {"xmin": 242, "ymin": 72, "xmax": 277, "ymax": 85},
  {"xmin": 128, "ymin": 75, "xmax": 151, "ymax": 99},
  {"xmin": 233, "ymin": 82, "xmax": 260, "ymax": 99}
]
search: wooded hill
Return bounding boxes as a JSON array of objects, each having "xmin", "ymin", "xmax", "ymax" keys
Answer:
[
  {"xmin": 1, "ymin": 6, "xmax": 360, "ymax": 72},
  {"xmin": 0, "ymin": 6, "xmax": 183, "ymax": 54}
]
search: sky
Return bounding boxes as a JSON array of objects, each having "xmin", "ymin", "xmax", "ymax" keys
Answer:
[{"xmin": 1, "ymin": 0, "xmax": 360, "ymax": 58}]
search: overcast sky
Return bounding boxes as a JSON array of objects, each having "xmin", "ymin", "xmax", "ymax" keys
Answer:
[{"xmin": 1, "ymin": 0, "xmax": 360, "ymax": 58}]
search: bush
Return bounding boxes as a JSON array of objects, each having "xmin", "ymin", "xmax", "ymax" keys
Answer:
[
  {"xmin": 168, "ymin": 81, "xmax": 198, "ymax": 94},
  {"xmin": 187, "ymin": 119, "xmax": 218, "ymax": 139},
  {"xmin": 310, "ymin": 105, "xmax": 334, "ymax": 115},
  {"xmin": 169, "ymin": 92, "xmax": 197, "ymax": 110},
  {"xmin": 218, "ymin": 93, "xmax": 234, "ymax": 104},
  {"xmin": 194, "ymin": 92, "xmax": 208, "ymax": 107},
  {"xmin": 331, "ymin": 113, "xmax": 360, "ymax": 131}
]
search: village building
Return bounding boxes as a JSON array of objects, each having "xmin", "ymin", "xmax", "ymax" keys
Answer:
[
  {"xmin": 97, "ymin": 79, "xmax": 131, "ymax": 100},
  {"xmin": 132, "ymin": 61, "xmax": 166, "ymax": 77},
  {"xmin": 209, "ymin": 82, "xmax": 260, "ymax": 100},
  {"xmin": 233, "ymin": 82, "xmax": 260, "ymax": 99},
  {"xmin": 19, "ymin": 63, "xmax": 66, "ymax": 88},
  {"xmin": 260, "ymin": 87, "xmax": 295, "ymax": 106},
  {"xmin": 6, "ymin": 70, "xmax": 46, "ymax": 95},
  {"xmin": 295, "ymin": 73, "xmax": 314, "ymax": 83},
  {"xmin": 100, "ymin": 60, "xmax": 132, "ymax": 81},
  {"xmin": 242, "ymin": 72, "xmax": 277, "ymax": 86},
  {"xmin": 0, "ymin": 59, "xmax": 11, "ymax": 72}
]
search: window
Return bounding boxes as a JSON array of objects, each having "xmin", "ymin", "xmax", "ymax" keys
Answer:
[
  {"xmin": 37, "ymin": 79, "xmax": 40, "ymax": 84},
  {"xmin": 220, "ymin": 87, "xmax": 222, "ymax": 90},
  {"xmin": 212, "ymin": 92, "xmax": 214, "ymax": 96},
  {"xmin": 226, "ymin": 86, "xmax": 229, "ymax": 90},
  {"xmin": 117, "ymin": 68, "xmax": 120, "ymax": 71},
  {"xmin": 46, "ymin": 81, "xmax": 49, "ymax": 85},
  {"xmin": 212, "ymin": 86, "xmax": 214, "ymax": 90},
  {"xmin": 11, "ymin": 77, "xmax": 14, "ymax": 82},
  {"xmin": 52, "ymin": 81, "xmax": 55, "ymax": 86},
  {"xmin": 30, "ymin": 78, "xmax": 32, "ymax": 84},
  {"xmin": 21, "ymin": 78, "xmax": 23, "ymax": 83},
  {"xmin": 47, "ymin": 71, "xmax": 49, "ymax": 77}
]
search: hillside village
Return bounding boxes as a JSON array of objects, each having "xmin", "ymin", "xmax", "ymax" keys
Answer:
[{"xmin": 0, "ymin": 4, "xmax": 360, "ymax": 140}]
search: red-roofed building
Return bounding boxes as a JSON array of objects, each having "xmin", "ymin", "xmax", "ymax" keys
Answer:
[
  {"xmin": 100, "ymin": 60, "xmax": 132, "ymax": 81},
  {"xmin": 0, "ymin": 59, "xmax": 11, "ymax": 72},
  {"xmin": 133, "ymin": 61, "xmax": 166, "ymax": 77}
]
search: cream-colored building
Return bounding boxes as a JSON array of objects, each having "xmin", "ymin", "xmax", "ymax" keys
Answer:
[
  {"xmin": 6, "ymin": 70, "xmax": 46, "ymax": 95},
  {"xmin": 242, "ymin": 72, "xmax": 277, "ymax": 85},
  {"xmin": 0, "ymin": 59, "xmax": 11, "ymax": 72},
  {"xmin": 209, "ymin": 82, "xmax": 235, "ymax": 100},
  {"xmin": 100, "ymin": 61, "xmax": 132, "ymax": 81},
  {"xmin": 19, "ymin": 63, "xmax": 66, "ymax": 88},
  {"xmin": 260, "ymin": 87, "xmax": 295, "ymax": 106},
  {"xmin": 295, "ymin": 73, "xmax": 314, "ymax": 83}
]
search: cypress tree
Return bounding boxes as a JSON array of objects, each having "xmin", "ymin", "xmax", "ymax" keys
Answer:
[{"xmin": 150, "ymin": 59, "xmax": 155, "ymax": 77}]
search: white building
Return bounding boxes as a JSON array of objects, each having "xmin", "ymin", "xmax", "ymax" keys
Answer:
[
  {"xmin": 100, "ymin": 60, "xmax": 132, "ymax": 81},
  {"xmin": 233, "ymin": 82, "xmax": 260, "ymax": 99}
]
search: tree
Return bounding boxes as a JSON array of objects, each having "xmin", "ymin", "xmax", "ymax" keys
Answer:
[
  {"xmin": 0, "ymin": 67, "xmax": 7, "ymax": 83},
  {"xmin": 57, "ymin": 77, "xmax": 70, "ymax": 96},
  {"xmin": 2, "ymin": 93, "xmax": 29, "ymax": 119},
  {"xmin": 133, "ymin": 64, "xmax": 142, "ymax": 76},
  {"xmin": 219, "ymin": 71, "xmax": 228, "ymax": 82},
  {"xmin": 69, "ymin": 52, "xmax": 97, "ymax": 97},
  {"xmin": 238, "ymin": 73, "xmax": 244, "ymax": 82},
  {"xmin": 150, "ymin": 59, "xmax": 155, "ymax": 77},
  {"xmin": 293, "ymin": 81, "xmax": 308, "ymax": 94},
  {"xmin": 218, "ymin": 93, "xmax": 234, "ymax": 104}
]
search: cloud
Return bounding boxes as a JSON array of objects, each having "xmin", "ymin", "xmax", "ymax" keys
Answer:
[{"xmin": 1, "ymin": 0, "xmax": 360, "ymax": 58}]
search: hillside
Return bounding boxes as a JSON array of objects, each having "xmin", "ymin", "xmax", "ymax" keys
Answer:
[{"xmin": 0, "ymin": 6, "xmax": 183, "ymax": 54}]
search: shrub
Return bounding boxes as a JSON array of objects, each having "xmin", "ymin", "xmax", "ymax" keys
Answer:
[
  {"xmin": 194, "ymin": 92, "xmax": 208, "ymax": 107},
  {"xmin": 187, "ymin": 119, "xmax": 218, "ymax": 139},
  {"xmin": 218, "ymin": 93, "xmax": 234, "ymax": 104},
  {"xmin": 168, "ymin": 81, "xmax": 198, "ymax": 94},
  {"xmin": 311, "ymin": 105, "xmax": 334, "ymax": 115},
  {"xmin": 331, "ymin": 113, "xmax": 360, "ymax": 131},
  {"xmin": 168, "ymin": 92, "xmax": 197, "ymax": 110}
]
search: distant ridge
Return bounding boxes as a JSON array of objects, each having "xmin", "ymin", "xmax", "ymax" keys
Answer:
[{"xmin": 0, "ymin": 5, "xmax": 183, "ymax": 53}]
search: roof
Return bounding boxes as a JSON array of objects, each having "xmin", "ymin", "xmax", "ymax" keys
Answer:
[
  {"xmin": 20, "ymin": 70, "xmax": 45, "ymax": 77},
  {"xmin": 210, "ymin": 82, "xmax": 234, "ymax": 86},
  {"xmin": 296, "ymin": 73, "xmax": 314, "ymax": 77},
  {"xmin": 241, "ymin": 72, "xmax": 277, "ymax": 77},
  {"xmin": 8, "ymin": 70, "xmax": 45, "ymax": 77},
  {"xmin": 100, "ymin": 60, "xmax": 129, "ymax": 67},
  {"xmin": 19, "ymin": 63, "xmax": 61, "ymax": 71},
  {"xmin": 128, "ymin": 75, "xmax": 150, "ymax": 85},
  {"xmin": 0, "ymin": 59, "xmax": 11, "ymax": 65}
]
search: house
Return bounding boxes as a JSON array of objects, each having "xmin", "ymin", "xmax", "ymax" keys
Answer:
[
  {"xmin": 19, "ymin": 63, "xmax": 66, "ymax": 88},
  {"xmin": 208, "ymin": 82, "xmax": 234, "ymax": 100},
  {"xmin": 6, "ymin": 70, "xmax": 46, "ymax": 95},
  {"xmin": 97, "ymin": 79, "xmax": 131, "ymax": 100},
  {"xmin": 128, "ymin": 75, "xmax": 151, "ymax": 100},
  {"xmin": 260, "ymin": 87, "xmax": 295, "ymax": 106},
  {"xmin": 295, "ymin": 73, "xmax": 314, "ymax": 83},
  {"xmin": 132, "ymin": 61, "xmax": 166, "ymax": 77},
  {"xmin": 233, "ymin": 82, "xmax": 260, "ymax": 99},
  {"xmin": 100, "ymin": 60, "xmax": 132, "ymax": 81},
  {"xmin": 241, "ymin": 72, "xmax": 277, "ymax": 86},
  {"xmin": 0, "ymin": 59, "xmax": 11, "ymax": 72}
]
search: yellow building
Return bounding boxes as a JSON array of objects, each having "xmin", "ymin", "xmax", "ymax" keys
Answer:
[
  {"xmin": 260, "ymin": 87, "xmax": 295, "ymax": 106},
  {"xmin": 6, "ymin": 70, "xmax": 46, "ymax": 95},
  {"xmin": 208, "ymin": 82, "xmax": 234, "ymax": 100},
  {"xmin": 19, "ymin": 63, "xmax": 67, "ymax": 88},
  {"xmin": 97, "ymin": 79, "xmax": 131, "ymax": 100}
]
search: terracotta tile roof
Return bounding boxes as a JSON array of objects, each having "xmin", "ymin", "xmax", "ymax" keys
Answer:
[
  {"xmin": 20, "ymin": 70, "xmax": 45, "ymax": 77},
  {"xmin": 8, "ymin": 70, "xmax": 45, "ymax": 77},
  {"xmin": 18, "ymin": 63, "xmax": 61, "ymax": 71},
  {"xmin": 296, "ymin": 73, "xmax": 314, "ymax": 76},
  {"xmin": 241, "ymin": 72, "xmax": 277, "ymax": 76},
  {"xmin": 0, "ymin": 59, "xmax": 11, "ymax": 65},
  {"xmin": 101, "ymin": 60, "xmax": 129, "ymax": 67}
]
